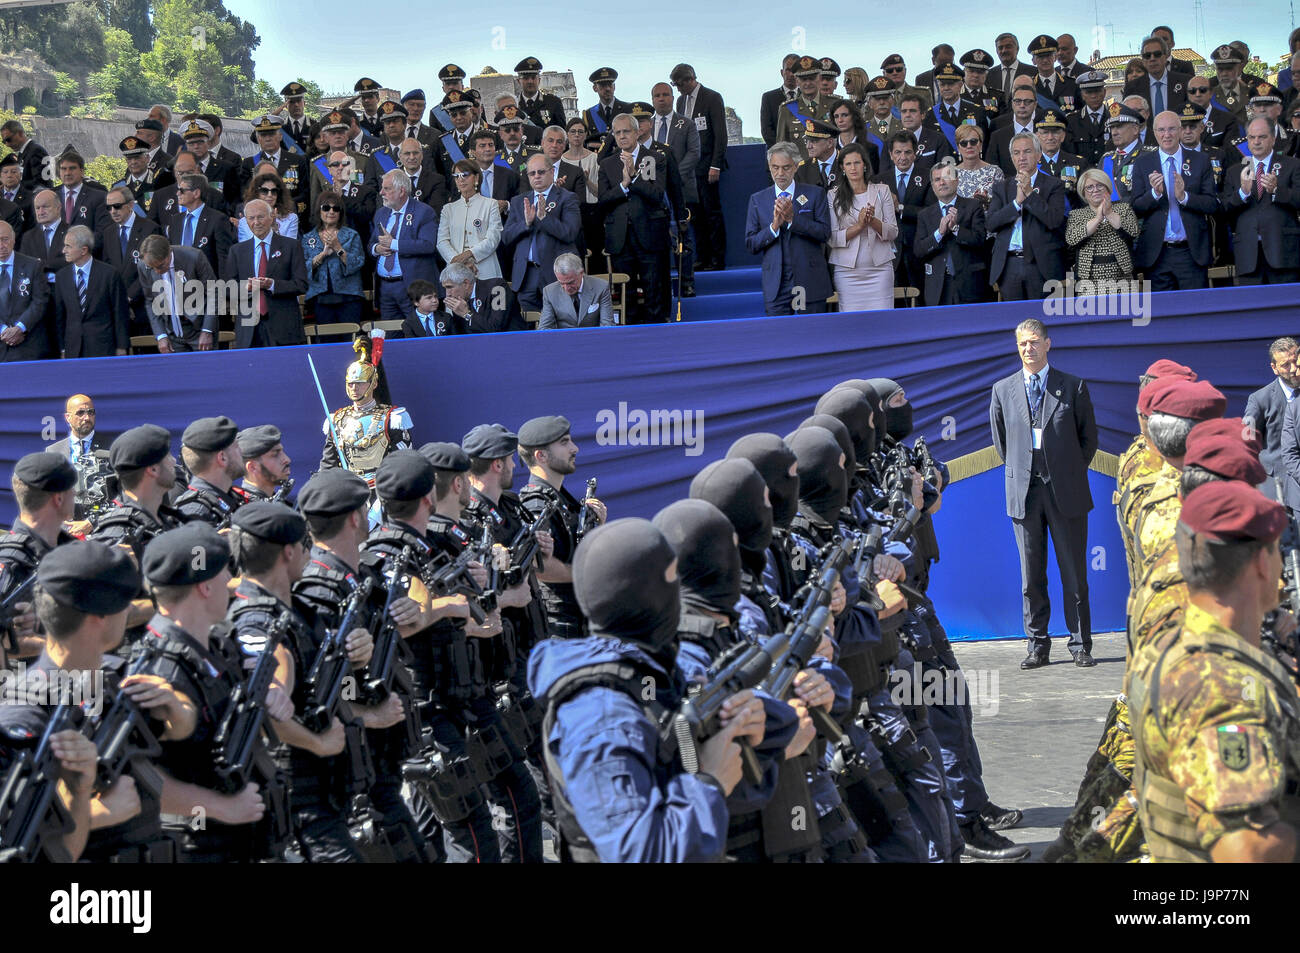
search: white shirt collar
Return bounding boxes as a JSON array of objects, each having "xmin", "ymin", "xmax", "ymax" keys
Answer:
[
  {"xmin": 0, "ymin": 254, "xmax": 14, "ymax": 268},
  {"xmin": 1023, "ymin": 363, "xmax": 1050, "ymax": 384},
  {"xmin": 121, "ymin": 213, "xmax": 136, "ymax": 230},
  {"xmin": 1158, "ymin": 145, "xmax": 1184, "ymax": 167},
  {"xmin": 773, "ymin": 182, "xmax": 794, "ymax": 197}
]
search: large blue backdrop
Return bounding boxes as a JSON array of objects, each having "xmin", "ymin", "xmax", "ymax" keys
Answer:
[{"xmin": 1, "ymin": 281, "xmax": 1293, "ymax": 640}]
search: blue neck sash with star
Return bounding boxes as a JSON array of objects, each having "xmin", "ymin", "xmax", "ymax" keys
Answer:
[
  {"xmin": 931, "ymin": 104, "xmax": 960, "ymax": 150},
  {"xmin": 784, "ymin": 99, "xmax": 816, "ymax": 128},
  {"xmin": 588, "ymin": 104, "xmax": 609, "ymax": 134},
  {"xmin": 440, "ymin": 132, "xmax": 466, "ymax": 164},
  {"xmin": 1100, "ymin": 153, "xmax": 1121, "ymax": 201},
  {"xmin": 313, "ymin": 155, "xmax": 334, "ymax": 186}
]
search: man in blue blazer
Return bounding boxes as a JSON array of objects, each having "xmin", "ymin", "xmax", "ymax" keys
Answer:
[
  {"xmin": 501, "ymin": 153, "xmax": 582, "ymax": 312},
  {"xmin": 744, "ymin": 141, "xmax": 832, "ymax": 315},
  {"xmin": 1130, "ymin": 110, "xmax": 1218, "ymax": 290},
  {"xmin": 370, "ymin": 169, "xmax": 441, "ymax": 321},
  {"xmin": 989, "ymin": 319, "xmax": 1098, "ymax": 668},
  {"xmin": 0, "ymin": 220, "xmax": 51, "ymax": 362}
]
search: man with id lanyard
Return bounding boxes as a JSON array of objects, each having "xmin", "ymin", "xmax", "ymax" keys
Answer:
[{"xmin": 990, "ymin": 319, "xmax": 1098, "ymax": 670}]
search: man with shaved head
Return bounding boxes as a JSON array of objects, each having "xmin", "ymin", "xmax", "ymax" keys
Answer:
[
  {"xmin": 46, "ymin": 394, "xmax": 118, "ymax": 519},
  {"xmin": 18, "ymin": 189, "xmax": 67, "ymax": 286},
  {"xmin": 0, "ymin": 219, "xmax": 52, "ymax": 361}
]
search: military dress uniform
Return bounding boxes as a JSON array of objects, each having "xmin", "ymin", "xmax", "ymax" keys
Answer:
[
  {"xmin": 776, "ymin": 66, "xmax": 834, "ymax": 160},
  {"xmin": 514, "ymin": 57, "xmax": 568, "ymax": 129},
  {"xmin": 321, "ymin": 400, "xmax": 413, "ymax": 487}
]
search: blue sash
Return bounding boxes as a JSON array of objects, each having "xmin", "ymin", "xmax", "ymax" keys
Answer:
[
  {"xmin": 313, "ymin": 155, "xmax": 333, "ymax": 186},
  {"xmin": 281, "ymin": 128, "xmax": 304, "ymax": 156},
  {"xmin": 784, "ymin": 99, "xmax": 815, "ymax": 128},
  {"xmin": 430, "ymin": 104, "xmax": 452, "ymax": 132},
  {"xmin": 1234, "ymin": 138, "xmax": 1250, "ymax": 158},
  {"xmin": 865, "ymin": 129, "xmax": 885, "ymax": 158},
  {"xmin": 588, "ymin": 104, "xmax": 609, "ymax": 134},
  {"xmin": 931, "ymin": 104, "xmax": 960, "ymax": 150},
  {"xmin": 372, "ymin": 149, "xmax": 398, "ymax": 174},
  {"xmin": 891, "ymin": 105, "xmax": 901, "ymax": 119},
  {"xmin": 440, "ymin": 132, "xmax": 466, "ymax": 164},
  {"xmin": 1101, "ymin": 153, "xmax": 1121, "ymax": 201},
  {"xmin": 1036, "ymin": 90, "xmax": 1059, "ymax": 113},
  {"xmin": 493, "ymin": 157, "xmax": 515, "ymax": 173}
]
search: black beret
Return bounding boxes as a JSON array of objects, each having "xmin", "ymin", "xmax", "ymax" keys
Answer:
[
  {"xmin": 109, "ymin": 424, "xmax": 171, "ymax": 470},
  {"xmin": 375, "ymin": 449, "xmax": 435, "ymax": 502},
  {"xmin": 236, "ymin": 424, "xmax": 283, "ymax": 458},
  {"xmin": 134, "ymin": 118, "xmax": 165, "ymax": 133},
  {"xmin": 182, "ymin": 415, "xmax": 238, "ymax": 452},
  {"xmin": 419, "ymin": 441, "xmax": 471, "ymax": 473},
  {"xmin": 298, "ymin": 469, "xmax": 371, "ymax": 517},
  {"xmin": 231, "ymin": 501, "xmax": 306, "ymax": 544},
  {"xmin": 142, "ymin": 524, "xmax": 231, "ymax": 586},
  {"xmin": 37, "ymin": 540, "xmax": 140, "ymax": 614},
  {"xmin": 462, "ymin": 423, "xmax": 518, "ymax": 460},
  {"xmin": 0, "ymin": 153, "xmax": 18, "ymax": 169},
  {"xmin": 517, "ymin": 415, "xmax": 571, "ymax": 447},
  {"xmin": 17, "ymin": 452, "xmax": 76, "ymax": 492}
]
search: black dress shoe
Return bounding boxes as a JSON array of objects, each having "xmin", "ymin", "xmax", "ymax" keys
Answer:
[
  {"xmin": 960, "ymin": 819, "xmax": 1030, "ymax": 862},
  {"xmin": 1020, "ymin": 651, "xmax": 1050, "ymax": 670},
  {"xmin": 1072, "ymin": 650, "xmax": 1096, "ymax": 667},
  {"xmin": 680, "ymin": 282, "xmax": 696, "ymax": 297},
  {"xmin": 980, "ymin": 802, "xmax": 1023, "ymax": 831}
]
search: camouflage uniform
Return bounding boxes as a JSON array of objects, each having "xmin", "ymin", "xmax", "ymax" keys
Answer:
[
  {"xmin": 1129, "ymin": 464, "xmax": 1182, "ymax": 586},
  {"xmin": 1114, "ymin": 434, "xmax": 1164, "ymax": 590},
  {"xmin": 775, "ymin": 94, "xmax": 835, "ymax": 160},
  {"xmin": 1132, "ymin": 604, "xmax": 1300, "ymax": 862}
]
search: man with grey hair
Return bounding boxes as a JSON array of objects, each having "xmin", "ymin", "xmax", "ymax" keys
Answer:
[
  {"xmin": 0, "ymin": 219, "xmax": 51, "ymax": 362},
  {"xmin": 148, "ymin": 104, "xmax": 184, "ymax": 156},
  {"xmin": 539, "ymin": 252, "xmax": 612, "ymax": 329},
  {"xmin": 223, "ymin": 198, "xmax": 308, "ymax": 348},
  {"xmin": 502, "ymin": 153, "xmax": 582, "ymax": 312},
  {"xmin": 164, "ymin": 171, "xmax": 233, "ymax": 274},
  {"xmin": 370, "ymin": 167, "xmax": 440, "ymax": 321},
  {"xmin": 53, "ymin": 224, "xmax": 129, "ymax": 358},
  {"xmin": 986, "ymin": 131, "xmax": 1065, "ymax": 299},
  {"xmin": 441, "ymin": 258, "xmax": 521, "ymax": 332},
  {"xmin": 137, "ymin": 232, "xmax": 217, "ymax": 352},
  {"xmin": 744, "ymin": 140, "xmax": 831, "ymax": 315},
  {"xmin": 915, "ymin": 159, "xmax": 987, "ymax": 306}
]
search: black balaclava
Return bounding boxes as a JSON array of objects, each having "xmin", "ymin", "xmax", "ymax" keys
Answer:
[
  {"xmin": 726, "ymin": 433, "xmax": 799, "ymax": 529},
  {"xmin": 573, "ymin": 518, "xmax": 680, "ymax": 663},
  {"xmin": 815, "ymin": 387, "xmax": 877, "ymax": 462},
  {"xmin": 797, "ymin": 414, "xmax": 855, "ymax": 471},
  {"xmin": 865, "ymin": 377, "xmax": 914, "ymax": 442},
  {"xmin": 689, "ymin": 457, "xmax": 773, "ymax": 566},
  {"xmin": 652, "ymin": 499, "xmax": 742, "ymax": 621},
  {"xmin": 836, "ymin": 379, "xmax": 887, "ymax": 449},
  {"xmin": 786, "ymin": 426, "xmax": 848, "ymax": 526}
]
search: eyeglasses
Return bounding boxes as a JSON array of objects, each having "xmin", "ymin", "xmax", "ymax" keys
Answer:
[
  {"xmin": 526, "ymin": 169, "xmax": 549, "ymax": 176},
  {"xmin": 259, "ymin": 187, "xmax": 281, "ymax": 194},
  {"xmin": 105, "ymin": 202, "xmax": 128, "ymax": 210},
  {"xmin": 1188, "ymin": 86, "xmax": 1210, "ymax": 94},
  {"xmin": 884, "ymin": 66, "xmax": 905, "ymax": 74},
  {"xmin": 319, "ymin": 204, "xmax": 341, "ymax": 212},
  {"xmin": 1012, "ymin": 97, "xmax": 1036, "ymax": 105},
  {"xmin": 957, "ymin": 138, "xmax": 980, "ymax": 146},
  {"xmin": 1083, "ymin": 183, "xmax": 1109, "ymax": 192},
  {"xmin": 178, "ymin": 186, "xmax": 198, "ymax": 193},
  {"xmin": 327, "ymin": 161, "xmax": 347, "ymax": 168},
  {"xmin": 1141, "ymin": 50, "xmax": 1165, "ymax": 59},
  {"xmin": 452, "ymin": 172, "xmax": 474, "ymax": 179},
  {"xmin": 71, "ymin": 409, "xmax": 95, "ymax": 417}
]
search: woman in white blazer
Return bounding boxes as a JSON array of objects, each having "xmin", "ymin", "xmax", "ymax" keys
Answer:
[
  {"xmin": 437, "ymin": 158, "xmax": 504, "ymax": 279},
  {"xmin": 827, "ymin": 143, "xmax": 897, "ymax": 312}
]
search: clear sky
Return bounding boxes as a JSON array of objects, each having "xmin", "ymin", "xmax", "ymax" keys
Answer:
[{"xmin": 224, "ymin": 1, "xmax": 1292, "ymax": 135}]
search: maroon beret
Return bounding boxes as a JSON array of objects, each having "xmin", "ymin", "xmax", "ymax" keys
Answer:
[
  {"xmin": 1183, "ymin": 418, "xmax": 1266, "ymax": 484},
  {"xmin": 1179, "ymin": 481, "xmax": 1287, "ymax": 543},
  {"xmin": 1137, "ymin": 377, "xmax": 1226, "ymax": 421},
  {"xmin": 1143, "ymin": 359, "xmax": 1197, "ymax": 381}
]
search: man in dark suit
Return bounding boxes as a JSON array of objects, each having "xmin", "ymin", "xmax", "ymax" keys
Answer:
[
  {"xmin": 598, "ymin": 114, "xmax": 671, "ymax": 324},
  {"xmin": 536, "ymin": 125, "xmax": 587, "ymax": 200},
  {"xmin": 914, "ymin": 162, "xmax": 987, "ymax": 305},
  {"xmin": 470, "ymin": 129, "xmax": 520, "ymax": 218},
  {"xmin": 501, "ymin": 154, "xmax": 582, "ymax": 313},
  {"xmin": 1244, "ymin": 337, "xmax": 1299, "ymax": 503},
  {"xmin": 744, "ymin": 142, "xmax": 832, "ymax": 316},
  {"xmin": 672, "ymin": 64, "xmax": 728, "ymax": 272},
  {"xmin": 0, "ymin": 121, "xmax": 53, "ymax": 193},
  {"xmin": 991, "ymin": 33, "xmax": 1036, "ymax": 97},
  {"xmin": 1055, "ymin": 34, "xmax": 1090, "ymax": 79},
  {"xmin": 148, "ymin": 105, "xmax": 186, "ymax": 157},
  {"xmin": 1124, "ymin": 36, "xmax": 1187, "ymax": 126},
  {"xmin": 650, "ymin": 85, "xmax": 699, "ymax": 291},
  {"xmin": 514, "ymin": 58, "xmax": 568, "ymax": 128},
  {"xmin": 582, "ymin": 67, "xmax": 633, "ymax": 148},
  {"xmin": 1222, "ymin": 119, "xmax": 1300, "ymax": 284},
  {"xmin": 396, "ymin": 139, "xmax": 447, "ymax": 214},
  {"xmin": 223, "ymin": 199, "xmax": 308, "ymax": 348},
  {"xmin": 928, "ymin": 63, "xmax": 991, "ymax": 143},
  {"xmin": 0, "ymin": 220, "xmax": 52, "ymax": 362},
  {"xmin": 1131, "ymin": 110, "xmax": 1218, "ymax": 290},
  {"xmin": 397, "ymin": 90, "xmax": 441, "ymax": 146},
  {"xmin": 986, "ymin": 132, "xmax": 1066, "ymax": 300},
  {"xmin": 1186, "ymin": 78, "xmax": 1242, "ymax": 152},
  {"xmin": 440, "ymin": 261, "xmax": 521, "ymax": 332},
  {"xmin": 53, "ymin": 225, "xmax": 128, "ymax": 358},
  {"xmin": 0, "ymin": 153, "xmax": 34, "ymax": 233},
  {"xmin": 147, "ymin": 152, "xmax": 228, "ymax": 226},
  {"xmin": 878, "ymin": 133, "xmax": 933, "ymax": 292},
  {"xmin": 53, "ymin": 152, "xmax": 108, "ymax": 235},
  {"xmin": 239, "ymin": 115, "xmax": 309, "ymax": 216},
  {"xmin": 916, "ymin": 44, "xmax": 957, "ymax": 101},
  {"xmin": 895, "ymin": 94, "xmax": 952, "ymax": 167},
  {"xmin": 165, "ymin": 172, "xmax": 235, "ymax": 275},
  {"xmin": 18, "ymin": 189, "xmax": 67, "ymax": 287},
  {"xmin": 97, "ymin": 185, "xmax": 162, "ymax": 331},
  {"xmin": 760, "ymin": 55, "xmax": 800, "ymax": 148},
  {"xmin": 370, "ymin": 168, "xmax": 442, "ymax": 321},
  {"xmin": 989, "ymin": 319, "xmax": 1098, "ymax": 668},
  {"xmin": 136, "ymin": 235, "xmax": 217, "ymax": 351}
]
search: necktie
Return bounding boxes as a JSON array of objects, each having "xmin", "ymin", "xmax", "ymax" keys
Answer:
[
  {"xmin": 3, "ymin": 190, "xmax": 12, "ymax": 202},
  {"xmin": 64, "ymin": 189, "xmax": 75, "ymax": 223},
  {"xmin": 571, "ymin": 292, "xmax": 581, "ymax": 318},
  {"xmin": 182, "ymin": 210, "xmax": 195, "ymax": 247},
  {"xmin": 80, "ymin": 438, "xmax": 90, "ymax": 460},
  {"xmin": 481, "ymin": 168, "xmax": 492, "ymax": 197},
  {"xmin": 0, "ymin": 263, "xmax": 9, "ymax": 319},
  {"xmin": 76, "ymin": 267, "xmax": 87, "ymax": 312},
  {"xmin": 256, "ymin": 240, "xmax": 268, "ymax": 315},
  {"xmin": 1257, "ymin": 161, "xmax": 1266, "ymax": 197},
  {"xmin": 119, "ymin": 225, "xmax": 129, "ymax": 258},
  {"xmin": 821, "ymin": 160, "xmax": 831, "ymax": 184},
  {"xmin": 528, "ymin": 194, "xmax": 544, "ymax": 262},
  {"xmin": 896, "ymin": 172, "xmax": 907, "ymax": 206},
  {"xmin": 655, "ymin": 118, "xmax": 667, "ymax": 143},
  {"xmin": 1152, "ymin": 79, "xmax": 1164, "ymax": 115},
  {"xmin": 1029, "ymin": 373, "xmax": 1043, "ymax": 418},
  {"xmin": 947, "ymin": 105, "xmax": 957, "ymax": 125},
  {"xmin": 381, "ymin": 210, "xmax": 399, "ymax": 275},
  {"xmin": 45, "ymin": 225, "xmax": 55, "ymax": 253},
  {"xmin": 421, "ymin": 313, "xmax": 433, "ymax": 335},
  {"xmin": 407, "ymin": 126, "xmax": 417, "ymax": 138},
  {"xmin": 1164, "ymin": 156, "xmax": 1184, "ymax": 240},
  {"xmin": 166, "ymin": 271, "xmax": 182, "ymax": 336},
  {"xmin": 1004, "ymin": 67, "xmax": 1013, "ymax": 93}
]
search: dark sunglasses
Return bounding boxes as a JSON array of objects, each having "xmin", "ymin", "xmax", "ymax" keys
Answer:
[
  {"xmin": 327, "ymin": 161, "xmax": 347, "ymax": 168},
  {"xmin": 1141, "ymin": 50, "xmax": 1165, "ymax": 59},
  {"xmin": 957, "ymin": 138, "xmax": 980, "ymax": 146},
  {"xmin": 259, "ymin": 187, "xmax": 281, "ymax": 194},
  {"xmin": 319, "ymin": 204, "xmax": 341, "ymax": 212},
  {"xmin": 105, "ymin": 202, "xmax": 128, "ymax": 210},
  {"xmin": 1188, "ymin": 86, "xmax": 1210, "ymax": 93}
]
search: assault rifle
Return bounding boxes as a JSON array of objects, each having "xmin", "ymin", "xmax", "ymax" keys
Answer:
[
  {"xmin": 501, "ymin": 499, "xmax": 556, "ymax": 588},
  {"xmin": 574, "ymin": 478, "xmax": 598, "ymax": 545},
  {"xmin": 422, "ymin": 547, "xmax": 489, "ymax": 624},
  {"xmin": 671, "ymin": 638, "xmax": 771, "ymax": 785},
  {"xmin": 362, "ymin": 547, "xmax": 424, "ymax": 754},
  {"xmin": 269, "ymin": 478, "xmax": 296, "ymax": 505},
  {"xmin": 0, "ymin": 569, "xmax": 36, "ymax": 656},
  {"xmin": 212, "ymin": 612, "xmax": 288, "ymax": 793},
  {"xmin": 0, "ymin": 704, "xmax": 84, "ymax": 863},
  {"xmin": 91, "ymin": 654, "xmax": 164, "ymax": 802}
]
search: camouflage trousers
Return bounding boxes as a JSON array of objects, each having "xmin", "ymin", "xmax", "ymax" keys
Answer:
[{"xmin": 1075, "ymin": 786, "xmax": 1149, "ymax": 863}]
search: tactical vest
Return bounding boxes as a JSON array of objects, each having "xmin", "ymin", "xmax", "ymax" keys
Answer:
[
  {"xmin": 174, "ymin": 481, "xmax": 239, "ymax": 528},
  {"xmin": 90, "ymin": 500, "xmax": 174, "ymax": 562},
  {"xmin": 1132, "ymin": 625, "xmax": 1300, "ymax": 862},
  {"xmin": 541, "ymin": 660, "xmax": 688, "ymax": 863},
  {"xmin": 0, "ymin": 530, "xmax": 45, "ymax": 591},
  {"xmin": 520, "ymin": 479, "xmax": 584, "ymax": 637}
]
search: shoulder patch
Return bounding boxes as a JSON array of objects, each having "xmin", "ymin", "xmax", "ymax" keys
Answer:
[{"xmin": 1217, "ymin": 725, "xmax": 1250, "ymax": 770}]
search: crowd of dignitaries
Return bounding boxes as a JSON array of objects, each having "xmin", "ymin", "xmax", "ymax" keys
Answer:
[{"xmin": 0, "ymin": 58, "xmax": 729, "ymax": 357}]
